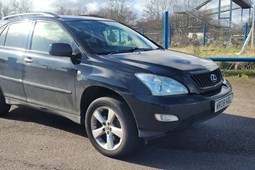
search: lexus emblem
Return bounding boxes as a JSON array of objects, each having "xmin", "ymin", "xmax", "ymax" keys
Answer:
[{"xmin": 210, "ymin": 74, "xmax": 217, "ymax": 82}]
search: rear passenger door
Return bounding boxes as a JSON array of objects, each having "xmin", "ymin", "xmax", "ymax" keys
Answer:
[
  {"xmin": 0, "ymin": 21, "xmax": 33, "ymax": 101},
  {"xmin": 23, "ymin": 21, "xmax": 78, "ymax": 113}
]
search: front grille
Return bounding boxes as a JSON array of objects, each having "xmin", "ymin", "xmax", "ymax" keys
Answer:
[{"xmin": 190, "ymin": 69, "xmax": 223, "ymax": 89}]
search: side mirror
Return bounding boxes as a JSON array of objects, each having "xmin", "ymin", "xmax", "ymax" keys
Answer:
[{"xmin": 49, "ymin": 43, "xmax": 73, "ymax": 57}]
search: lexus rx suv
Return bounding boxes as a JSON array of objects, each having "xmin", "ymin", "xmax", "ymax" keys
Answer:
[{"xmin": 0, "ymin": 12, "xmax": 233, "ymax": 158}]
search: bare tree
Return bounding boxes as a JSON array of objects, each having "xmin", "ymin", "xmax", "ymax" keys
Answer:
[
  {"xmin": 0, "ymin": 1, "xmax": 12, "ymax": 18},
  {"xmin": 56, "ymin": 6, "xmax": 86, "ymax": 16},
  {"xmin": 0, "ymin": 1, "xmax": 5, "ymax": 18},
  {"xmin": 10, "ymin": 0, "xmax": 33, "ymax": 14},
  {"xmin": 144, "ymin": 0, "xmax": 173, "ymax": 20},
  {"xmin": 96, "ymin": 0, "xmax": 137, "ymax": 26},
  {"xmin": 0, "ymin": 0, "xmax": 33, "ymax": 18},
  {"xmin": 140, "ymin": 0, "xmax": 174, "ymax": 39}
]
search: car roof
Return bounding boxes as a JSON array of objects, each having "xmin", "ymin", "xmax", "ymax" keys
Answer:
[{"xmin": 1, "ymin": 12, "xmax": 113, "ymax": 23}]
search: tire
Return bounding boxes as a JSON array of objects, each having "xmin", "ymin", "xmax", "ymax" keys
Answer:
[
  {"xmin": 0, "ymin": 90, "xmax": 10, "ymax": 116},
  {"xmin": 85, "ymin": 97, "xmax": 140, "ymax": 158}
]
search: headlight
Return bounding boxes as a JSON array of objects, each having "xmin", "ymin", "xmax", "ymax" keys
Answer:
[{"xmin": 135, "ymin": 73, "xmax": 188, "ymax": 96}]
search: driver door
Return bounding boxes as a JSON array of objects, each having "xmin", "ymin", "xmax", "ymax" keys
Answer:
[{"xmin": 23, "ymin": 21, "xmax": 78, "ymax": 113}]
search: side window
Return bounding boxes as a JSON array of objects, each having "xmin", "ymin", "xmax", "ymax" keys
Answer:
[
  {"xmin": 5, "ymin": 22, "xmax": 32, "ymax": 49},
  {"xmin": 0, "ymin": 27, "xmax": 7, "ymax": 46},
  {"xmin": 31, "ymin": 22, "xmax": 74, "ymax": 53}
]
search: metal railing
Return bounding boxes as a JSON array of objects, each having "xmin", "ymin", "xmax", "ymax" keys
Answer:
[{"xmin": 209, "ymin": 57, "xmax": 255, "ymax": 62}]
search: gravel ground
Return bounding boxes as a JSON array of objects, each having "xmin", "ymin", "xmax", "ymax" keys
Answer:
[{"xmin": 0, "ymin": 77, "xmax": 255, "ymax": 170}]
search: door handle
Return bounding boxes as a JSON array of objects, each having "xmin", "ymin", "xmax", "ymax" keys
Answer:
[{"xmin": 24, "ymin": 57, "xmax": 33, "ymax": 63}]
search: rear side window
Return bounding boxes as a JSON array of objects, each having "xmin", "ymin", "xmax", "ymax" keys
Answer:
[
  {"xmin": 5, "ymin": 22, "xmax": 32, "ymax": 49},
  {"xmin": 31, "ymin": 22, "xmax": 73, "ymax": 53},
  {"xmin": 0, "ymin": 27, "xmax": 7, "ymax": 46}
]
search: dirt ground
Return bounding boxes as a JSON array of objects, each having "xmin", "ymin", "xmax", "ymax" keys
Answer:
[
  {"xmin": 0, "ymin": 77, "xmax": 255, "ymax": 170},
  {"xmin": 225, "ymin": 77, "xmax": 255, "ymax": 118}
]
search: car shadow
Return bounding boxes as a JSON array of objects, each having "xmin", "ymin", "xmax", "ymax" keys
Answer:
[
  {"xmin": 5, "ymin": 106, "xmax": 86, "ymax": 137},
  {"xmin": 4, "ymin": 107, "xmax": 255, "ymax": 169},
  {"xmin": 124, "ymin": 113, "xmax": 255, "ymax": 169}
]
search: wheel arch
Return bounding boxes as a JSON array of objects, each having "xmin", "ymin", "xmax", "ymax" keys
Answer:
[{"xmin": 80, "ymin": 85, "xmax": 138, "ymax": 130}]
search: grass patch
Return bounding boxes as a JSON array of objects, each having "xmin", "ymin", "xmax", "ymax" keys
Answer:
[
  {"xmin": 171, "ymin": 46, "xmax": 255, "ymax": 57},
  {"xmin": 222, "ymin": 70, "xmax": 255, "ymax": 78},
  {"xmin": 170, "ymin": 46, "xmax": 255, "ymax": 78}
]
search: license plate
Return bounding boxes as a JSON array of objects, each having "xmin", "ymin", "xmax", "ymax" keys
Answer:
[{"xmin": 214, "ymin": 94, "xmax": 233, "ymax": 113}]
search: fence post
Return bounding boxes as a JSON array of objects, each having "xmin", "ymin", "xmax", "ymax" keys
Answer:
[
  {"xmin": 164, "ymin": 11, "xmax": 169, "ymax": 49},
  {"xmin": 244, "ymin": 22, "xmax": 248, "ymax": 43},
  {"xmin": 202, "ymin": 23, "xmax": 206, "ymax": 47},
  {"xmin": 169, "ymin": 25, "xmax": 172, "ymax": 48}
]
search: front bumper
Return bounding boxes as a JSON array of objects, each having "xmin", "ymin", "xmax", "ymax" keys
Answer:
[{"xmin": 123, "ymin": 80, "xmax": 233, "ymax": 139}]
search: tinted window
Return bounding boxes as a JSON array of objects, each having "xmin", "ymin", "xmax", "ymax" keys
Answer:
[
  {"xmin": 0, "ymin": 27, "xmax": 7, "ymax": 46},
  {"xmin": 31, "ymin": 22, "xmax": 73, "ymax": 53},
  {"xmin": 5, "ymin": 22, "xmax": 31, "ymax": 49}
]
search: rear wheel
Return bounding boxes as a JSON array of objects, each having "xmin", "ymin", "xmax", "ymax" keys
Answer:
[
  {"xmin": 85, "ymin": 97, "xmax": 140, "ymax": 158},
  {"xmin": 0, "ymin": 91, "xmax": 10, "ymax": 116}
]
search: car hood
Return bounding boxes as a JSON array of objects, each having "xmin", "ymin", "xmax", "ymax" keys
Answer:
[{"xmin": 103, "ymin": 50, "xmax": 218, "ymax": 74}]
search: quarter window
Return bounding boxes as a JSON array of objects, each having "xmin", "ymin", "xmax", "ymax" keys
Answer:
[{"xmin": 31, "ymin": 22, "xmax": 73, "ymax": 53}]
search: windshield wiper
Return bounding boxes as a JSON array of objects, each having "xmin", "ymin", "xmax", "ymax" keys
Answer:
[
  {"xmin": 97, "ymin": 50, "xmax": 127, "ymax": 55},
  {"xmin": 98, "ymin": 48, "xmax": 155, "ymax": 55},
  {"xmin": 125, "ymin": 47, "xmax": 155, "ymax": 53}
]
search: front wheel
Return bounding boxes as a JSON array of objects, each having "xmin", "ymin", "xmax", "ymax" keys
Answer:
[{"xmin": 85, "ymin": 97, "xmax": 140, "ymax": 158}]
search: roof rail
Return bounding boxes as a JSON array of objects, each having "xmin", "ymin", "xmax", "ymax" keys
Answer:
[
  {"xmin": 79, "ymin": 15, "xmax": 106, "ymax": 18},
  {"xmin": 2, "ymin": 12, "xmax": 60, "ymax": 20}
]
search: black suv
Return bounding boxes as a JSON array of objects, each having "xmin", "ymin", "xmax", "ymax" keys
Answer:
[{"xmin": 0, "ymin": 12, "xmax": 233, "ymax": 158}]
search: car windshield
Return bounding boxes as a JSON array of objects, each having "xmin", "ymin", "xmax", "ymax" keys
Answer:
[{"xmin": 66, "ymin": 20, "xmax": 158, "ymax": 55}]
